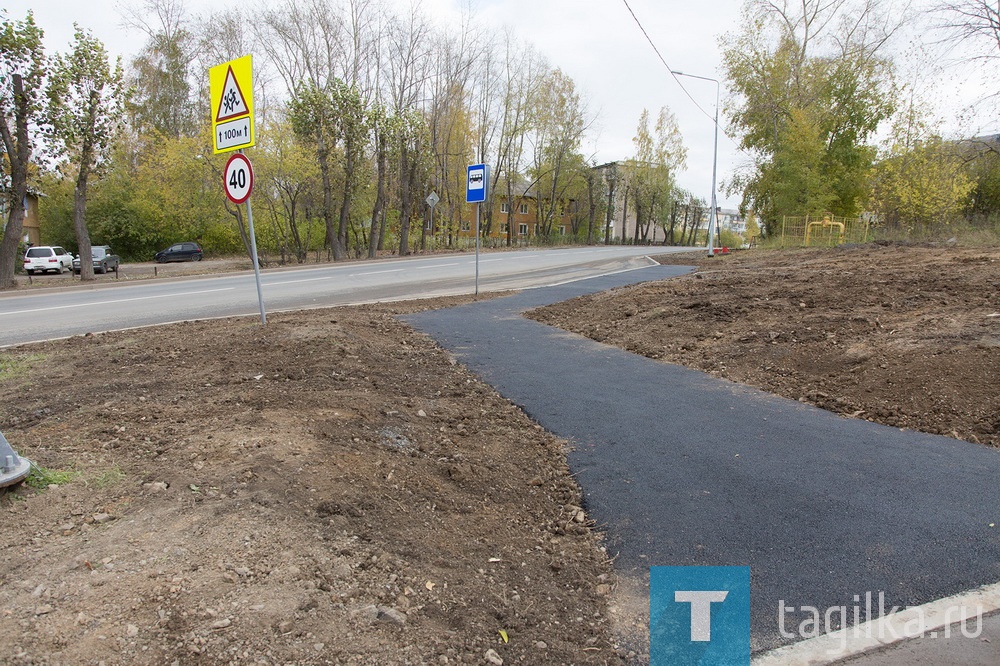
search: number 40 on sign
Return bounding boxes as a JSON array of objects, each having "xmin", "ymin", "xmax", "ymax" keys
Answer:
[{"xmin": 224, "ymin": 153, "xmax": 254, "ymax": 204}]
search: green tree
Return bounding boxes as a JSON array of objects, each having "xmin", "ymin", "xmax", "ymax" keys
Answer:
[
  {"xmin": 869, "ymin": 104, "xmax": 974, "ymax": 229},
  {"xmin": 529, "ymin": 68, "xmax": 588, "ymax": 238},
  {"xmin": 46, "ymin": 26, "xmax": 126, "ymax": 281},
  {"xmin": 722, "ymin": 0, "xmax": 898, "ymax": 232},
  {"xmin": 255, "ymin": 115, "xmax": 321, "ymax": 263},
  {"xmin": 0, "ymin": 10, "xmax": 45, "ymax": 289},
  {"xmin": 627, "ymin": 107, "xmax": 686, "ymax": 243},
  {"xmin": 123, "ymin": 0, "xmax": 197, "ymax": 139},
  {"xmin": 288, "ymin": 80, "xmax": 369, "ymax": 261},
  {"xmin": 288, "ymin": 83, "xmax": 342, "ymax": 259}
]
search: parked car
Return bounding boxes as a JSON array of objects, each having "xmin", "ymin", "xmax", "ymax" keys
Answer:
[
  {"xmin": 73, "ymin": 245, "xmax": 120, "ymax": 274},
  {"xmin": 23, "ymin": 246, "xmax": 73, "ymax": 274},
  {"xmin": 155, "ymin": 242, "xmax": 203, "ymax": 263}
]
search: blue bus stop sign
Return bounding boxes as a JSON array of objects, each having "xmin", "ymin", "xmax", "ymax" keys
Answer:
[{"xmin": 467, "ymin": 164, "xmax": 489, "ymax": 203}]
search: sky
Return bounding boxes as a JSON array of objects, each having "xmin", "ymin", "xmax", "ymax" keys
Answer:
[{"xmin": 7, "ymin": 0, "xmax": 998, "ymax": 210}]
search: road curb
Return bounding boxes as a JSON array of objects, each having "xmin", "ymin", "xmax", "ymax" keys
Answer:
[{"xmin": 751, "ymin": 580, "xmax": 1000, "ymax": 665}]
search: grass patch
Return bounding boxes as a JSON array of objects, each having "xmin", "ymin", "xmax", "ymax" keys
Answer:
[
  {"xmin": 89, "ymin": 465, "xmax": 126, "ymax": 488},
  {"xmin": 0, "ymin": 353, "xmax": 45, "ymax": 381},
  {"xmin": 25, "ymin": 464, "xmax": 80, "ymax": 490}
]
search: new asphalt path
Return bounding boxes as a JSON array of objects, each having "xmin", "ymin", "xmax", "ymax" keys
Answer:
[{"xmin": 404, "ymin": 264, "xmax": 1000, "ymax": 658}]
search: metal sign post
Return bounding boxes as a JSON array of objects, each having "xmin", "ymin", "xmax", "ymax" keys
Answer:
[
  {"xmin": 466, "ymin": 165, "xmax": 489, "ymax": 296},
  {"xmin": 225, "ymin": 152, "xmax": 266, "ymax": 326},
  {"xmin": 245, "ymin": 195, "xmax": 266, "ymax": 325},
  {"xmin": 475, "ymin": 203, "xmax": 480, "ymax": 294},
  {"xmin": 212, "ymin": 55, "xmax": 265, "ymax": 326},
  {"xmin": 425, "ymin": 191, "xmax": 439, "ymax": 252}
]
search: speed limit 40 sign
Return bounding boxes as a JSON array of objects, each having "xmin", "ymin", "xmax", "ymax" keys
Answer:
[{"xmin": 224, "ymin": 152, "xmax": 254, "ymax": 204}]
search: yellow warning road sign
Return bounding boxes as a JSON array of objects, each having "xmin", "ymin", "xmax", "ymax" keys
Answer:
[{"xmin": 209, "ymin": 55, "xmax": 254, "ymax": 154}]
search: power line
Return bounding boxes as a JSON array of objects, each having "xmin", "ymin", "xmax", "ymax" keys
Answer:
[{"xmin": 620, "ymin": 0, "xmax": 716, "ymax": 124}]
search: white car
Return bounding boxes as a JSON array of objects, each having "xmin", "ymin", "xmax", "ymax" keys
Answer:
[{"xmin": 23, "ymin": 246, "xmax": 73, "ymax": 275}]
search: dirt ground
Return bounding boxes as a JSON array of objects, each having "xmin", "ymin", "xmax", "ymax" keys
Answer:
[
  {"xmin": 529, "ymin": 242, "xmax": 1000, "ymax": 447},
  {"xmin": 3, "ymin": 241, "xmax": 998, "ymax": 665},
  {"xmin": 0, "ymin": 297, "xmax": 627, "ymax": 665}
]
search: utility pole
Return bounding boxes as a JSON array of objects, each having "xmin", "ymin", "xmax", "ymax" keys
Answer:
[{"xmin": 671, "ymin": 70, "xmax": 720, "ymax": 257}]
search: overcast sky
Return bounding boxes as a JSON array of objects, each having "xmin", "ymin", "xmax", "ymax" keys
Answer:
[{"xmin": 7, "ymin": 0, "xmax": 997, "ymax": 210}]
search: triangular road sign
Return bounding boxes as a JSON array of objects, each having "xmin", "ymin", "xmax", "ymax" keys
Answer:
[{"xmin": 215, "ymin": 65, "xmax": 250, "ymax": 122}]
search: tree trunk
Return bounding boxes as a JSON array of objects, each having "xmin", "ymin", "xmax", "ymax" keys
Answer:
[
  {"xmin": 667, "ymin": 201, "xmax": 679, "ymax": 245},
  {"xmin": 398, "ymin": 141, "xmax": 412, "ymax": 256},
  {"xmin": 632, "ymin": 189, "xmax": 642, "ymax": 244},
  {"xmin": 336, "ymin": 136, "xmax": 354, "ymax": 261},
  {"xmin": 586, "ymin": 170, "xmax": 596, "ymax": 245},
  {"xmin": 368, "ymin": 130, "xmax": 387, "ymax": 259},
  {"xmin": 0, "ymin": 75, "xmax": 31, "ymax": 290},
  {"xmin": 604, "ymin": 174, "xmax": 615, "ymax": 245},
  {"xmin": 75, "ymin": 92, "xmax": 100, "ymax": 282},
  {"xmin": 74, "ymin": 177, "xmax": 94, "ymax": 281},
  {"xmin": 620, "ymin": 184, "xmax": 629, "ymax": 243},
  {"xmin": 679, "ymin": 204, "xmax": 691, "ymax": 245},
  {"xmin": 377, "ymin": 208, "xmax": 387, "ymax": 251},
  {"xmin": 318, "ymin": 139, "xmax": 340, "ymax": 260},
  {"xmin": 288, "ymin": 198, "xmax": 305, "ymax": 262}
]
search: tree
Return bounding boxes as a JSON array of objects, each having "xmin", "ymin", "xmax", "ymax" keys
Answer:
[
  {"xmin": 529, "ymin": 68, "xmax": 589, "ymax": 238},
  {"xmin": 869, "ymin": 102, "xmax": 974, "ymax": 229},
  {"xmin": 0, "ymin": 10, "xmax": 45, "ymax": 290},
  {"xmin": 46, "ymin": 26, "xmax": 126, "ymax": 281},
  {"xmin": 122, "ymin": 0, "xmax": 198, "ymax": 139},
  {"xmin": 934, "ymin": 0, "xmax": 1000, "ymax": 63},
  {"xmin": 254, "ymin": 114, "xmax": 321, "ymax": 263},
  {"xmin": 627, "ymin": 107, "xmax": 686, "ymax": 243},
  {"xmin": 722, "ymin": 0, "xmax": 900, "ymax": 232},
  {"xmin": 288, "ymin": 83, "xmax": 344, "ymax": 259}
]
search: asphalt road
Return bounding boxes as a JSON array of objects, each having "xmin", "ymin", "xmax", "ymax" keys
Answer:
[
  {"xmin": 404, "ymin": 266, "xmax": 1000, "ymax": 654},
  {"xmin": 0, "ymin": 246, "xmax": 680, "ymax": 347}
]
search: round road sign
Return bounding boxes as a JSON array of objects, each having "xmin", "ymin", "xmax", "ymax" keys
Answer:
[{"xmin": 224, "ymin": 152, "xmax": 254, "ymax": 204}]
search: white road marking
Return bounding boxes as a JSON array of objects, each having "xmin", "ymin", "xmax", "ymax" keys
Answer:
[
  {"xmin": 352, "ymin": 269, "xmax": 406, "ymax": 276},
  {"xmin": 0, "ymin": 287, "xmax": 237, "ymax": 316},
  {"xmin": 266, "ymin": 275, "xmax": 334, "ymax": 286},
  {"xmin": 413, "ymin": 263, "xmax": 463, "ymax": 269}
]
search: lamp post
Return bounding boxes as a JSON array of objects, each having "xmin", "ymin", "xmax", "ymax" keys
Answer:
[{"xmin": 671, "ymin": 70, "xmax": 720, "ymax": 257}]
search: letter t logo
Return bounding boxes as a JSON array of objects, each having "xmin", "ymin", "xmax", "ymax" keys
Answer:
[{"xmin": 674, "ymin": 590, "xmax": 729, "ymax": 641}]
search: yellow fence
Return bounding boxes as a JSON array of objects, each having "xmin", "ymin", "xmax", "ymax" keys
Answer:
[{"xmin": 772, "ymin": 214, "xmax": 870, "ymax": 247}]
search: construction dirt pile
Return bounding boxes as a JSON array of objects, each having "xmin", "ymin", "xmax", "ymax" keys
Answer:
[
  {"xmin": 530, "ymin": 243, "xmax": 999, "ymax": 447},
  {"xmin": 1, "ymin": 296, "xmax": 626, "ymax": 665}
]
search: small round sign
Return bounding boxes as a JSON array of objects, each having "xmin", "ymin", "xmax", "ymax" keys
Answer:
[{"xmin": 223, "ymin": 152, "xmax": 254, "ymax": 204}]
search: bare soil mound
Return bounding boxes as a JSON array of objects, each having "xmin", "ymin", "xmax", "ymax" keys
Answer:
[
  {"xmin": 529, "ymin": 244, "xmax": 999, "ymax": 447},
  {"xmin": 0, "ymin": 296, "xmax": 624, "ymax": 665}
]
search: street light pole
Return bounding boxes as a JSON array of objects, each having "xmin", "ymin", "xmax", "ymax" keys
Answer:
[{"xmin": 671, "ymin": 70, "xmax": 720, "ymax": 257}]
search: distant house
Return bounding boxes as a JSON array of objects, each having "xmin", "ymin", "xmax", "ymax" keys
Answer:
[
  {"xmin": 0, "ymin": 190, "xmax": 41, "ymax": 246},
  {"xmin": 717, "ymin": 208, "xmax": 746, "ymax": 235},
  {"xmin": 456, "ymin": 178, "xmax": 574, "ymax": 241}
]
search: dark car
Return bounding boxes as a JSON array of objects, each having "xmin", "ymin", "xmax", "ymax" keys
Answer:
[
  {"xmin": 73, "ymin": 245, "xmax": 120, "ymax": 274},
  {"xmin": 155, "ymin": 242, "xmax": 203, "ymax": 263}
]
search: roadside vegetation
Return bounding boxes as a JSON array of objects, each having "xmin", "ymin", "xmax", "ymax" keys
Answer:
[{"xmin": 2, "ymin": 0, "xmax": 1000, "ymax": 290}]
